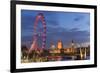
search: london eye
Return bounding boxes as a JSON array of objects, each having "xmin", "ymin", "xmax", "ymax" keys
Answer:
[{"xmin": 29, "ymin": 13, "xmax": 46, "ymax": 53}]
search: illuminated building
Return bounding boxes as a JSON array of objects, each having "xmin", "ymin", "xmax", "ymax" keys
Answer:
[{"xmin": 57, "ymin": 40, "xmax": 63, "ymax": 49}]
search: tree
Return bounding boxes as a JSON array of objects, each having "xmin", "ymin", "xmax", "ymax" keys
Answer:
[{"xmin": 21, "ymin": 45, "xmax": 28, "ymax": 59}]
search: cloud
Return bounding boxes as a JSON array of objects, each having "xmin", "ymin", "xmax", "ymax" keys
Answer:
[
  {"xmin": 74, "ymin": 15, "xmax": 84, "ymax": 22},
  {"xmin": 69, "ymin": 28, "xmax": 79, "ymax": 31},
  {"xmin": 46, "ymin": 20, "xmax": 60, "ymax": 27}
]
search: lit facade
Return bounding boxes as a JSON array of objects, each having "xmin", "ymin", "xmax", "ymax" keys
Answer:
[{"xmin": 57, "ymin": 40, "xmax": 63, "ymax": 49}]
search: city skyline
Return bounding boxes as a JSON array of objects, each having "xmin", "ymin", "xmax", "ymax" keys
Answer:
[{"xmin": 21, "ymin": 10, "xmax": 90, "ymax": 49}]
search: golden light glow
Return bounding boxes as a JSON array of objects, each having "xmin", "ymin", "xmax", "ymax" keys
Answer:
[{"xmin": 57, "ymin": 40, "xmax": 63, "ymax": 49}]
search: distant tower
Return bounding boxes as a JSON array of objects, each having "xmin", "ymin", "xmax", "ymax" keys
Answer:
[
  {"xmin": 70, "ymin": 40, "xmax": 75, "ymax": 53},
  {"xmin": 50, "ymin": 42, "xmax": 55, "ymax": 49},
  {"xmin": 57, "ymin": 40, "xmax": 63, "ymax": 49},
  {"xmin": 71, "ymin": 40, "xmax": 74, "ymax": 48}
]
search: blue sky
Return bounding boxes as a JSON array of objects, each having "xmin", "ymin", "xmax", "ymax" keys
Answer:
[{"xmin": 21, "ymin": 10, "xmax": 90, "ymax": 49}]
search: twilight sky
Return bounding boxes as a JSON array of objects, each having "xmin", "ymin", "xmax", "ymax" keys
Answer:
[{"xmin": 21, "ymin": 10, "xmax": 90, "ymax": 49}]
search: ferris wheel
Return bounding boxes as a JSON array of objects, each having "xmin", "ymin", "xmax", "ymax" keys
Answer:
[{"xmin": 29, "ymin": 13, "xmax": 46, "ymax": 53}]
